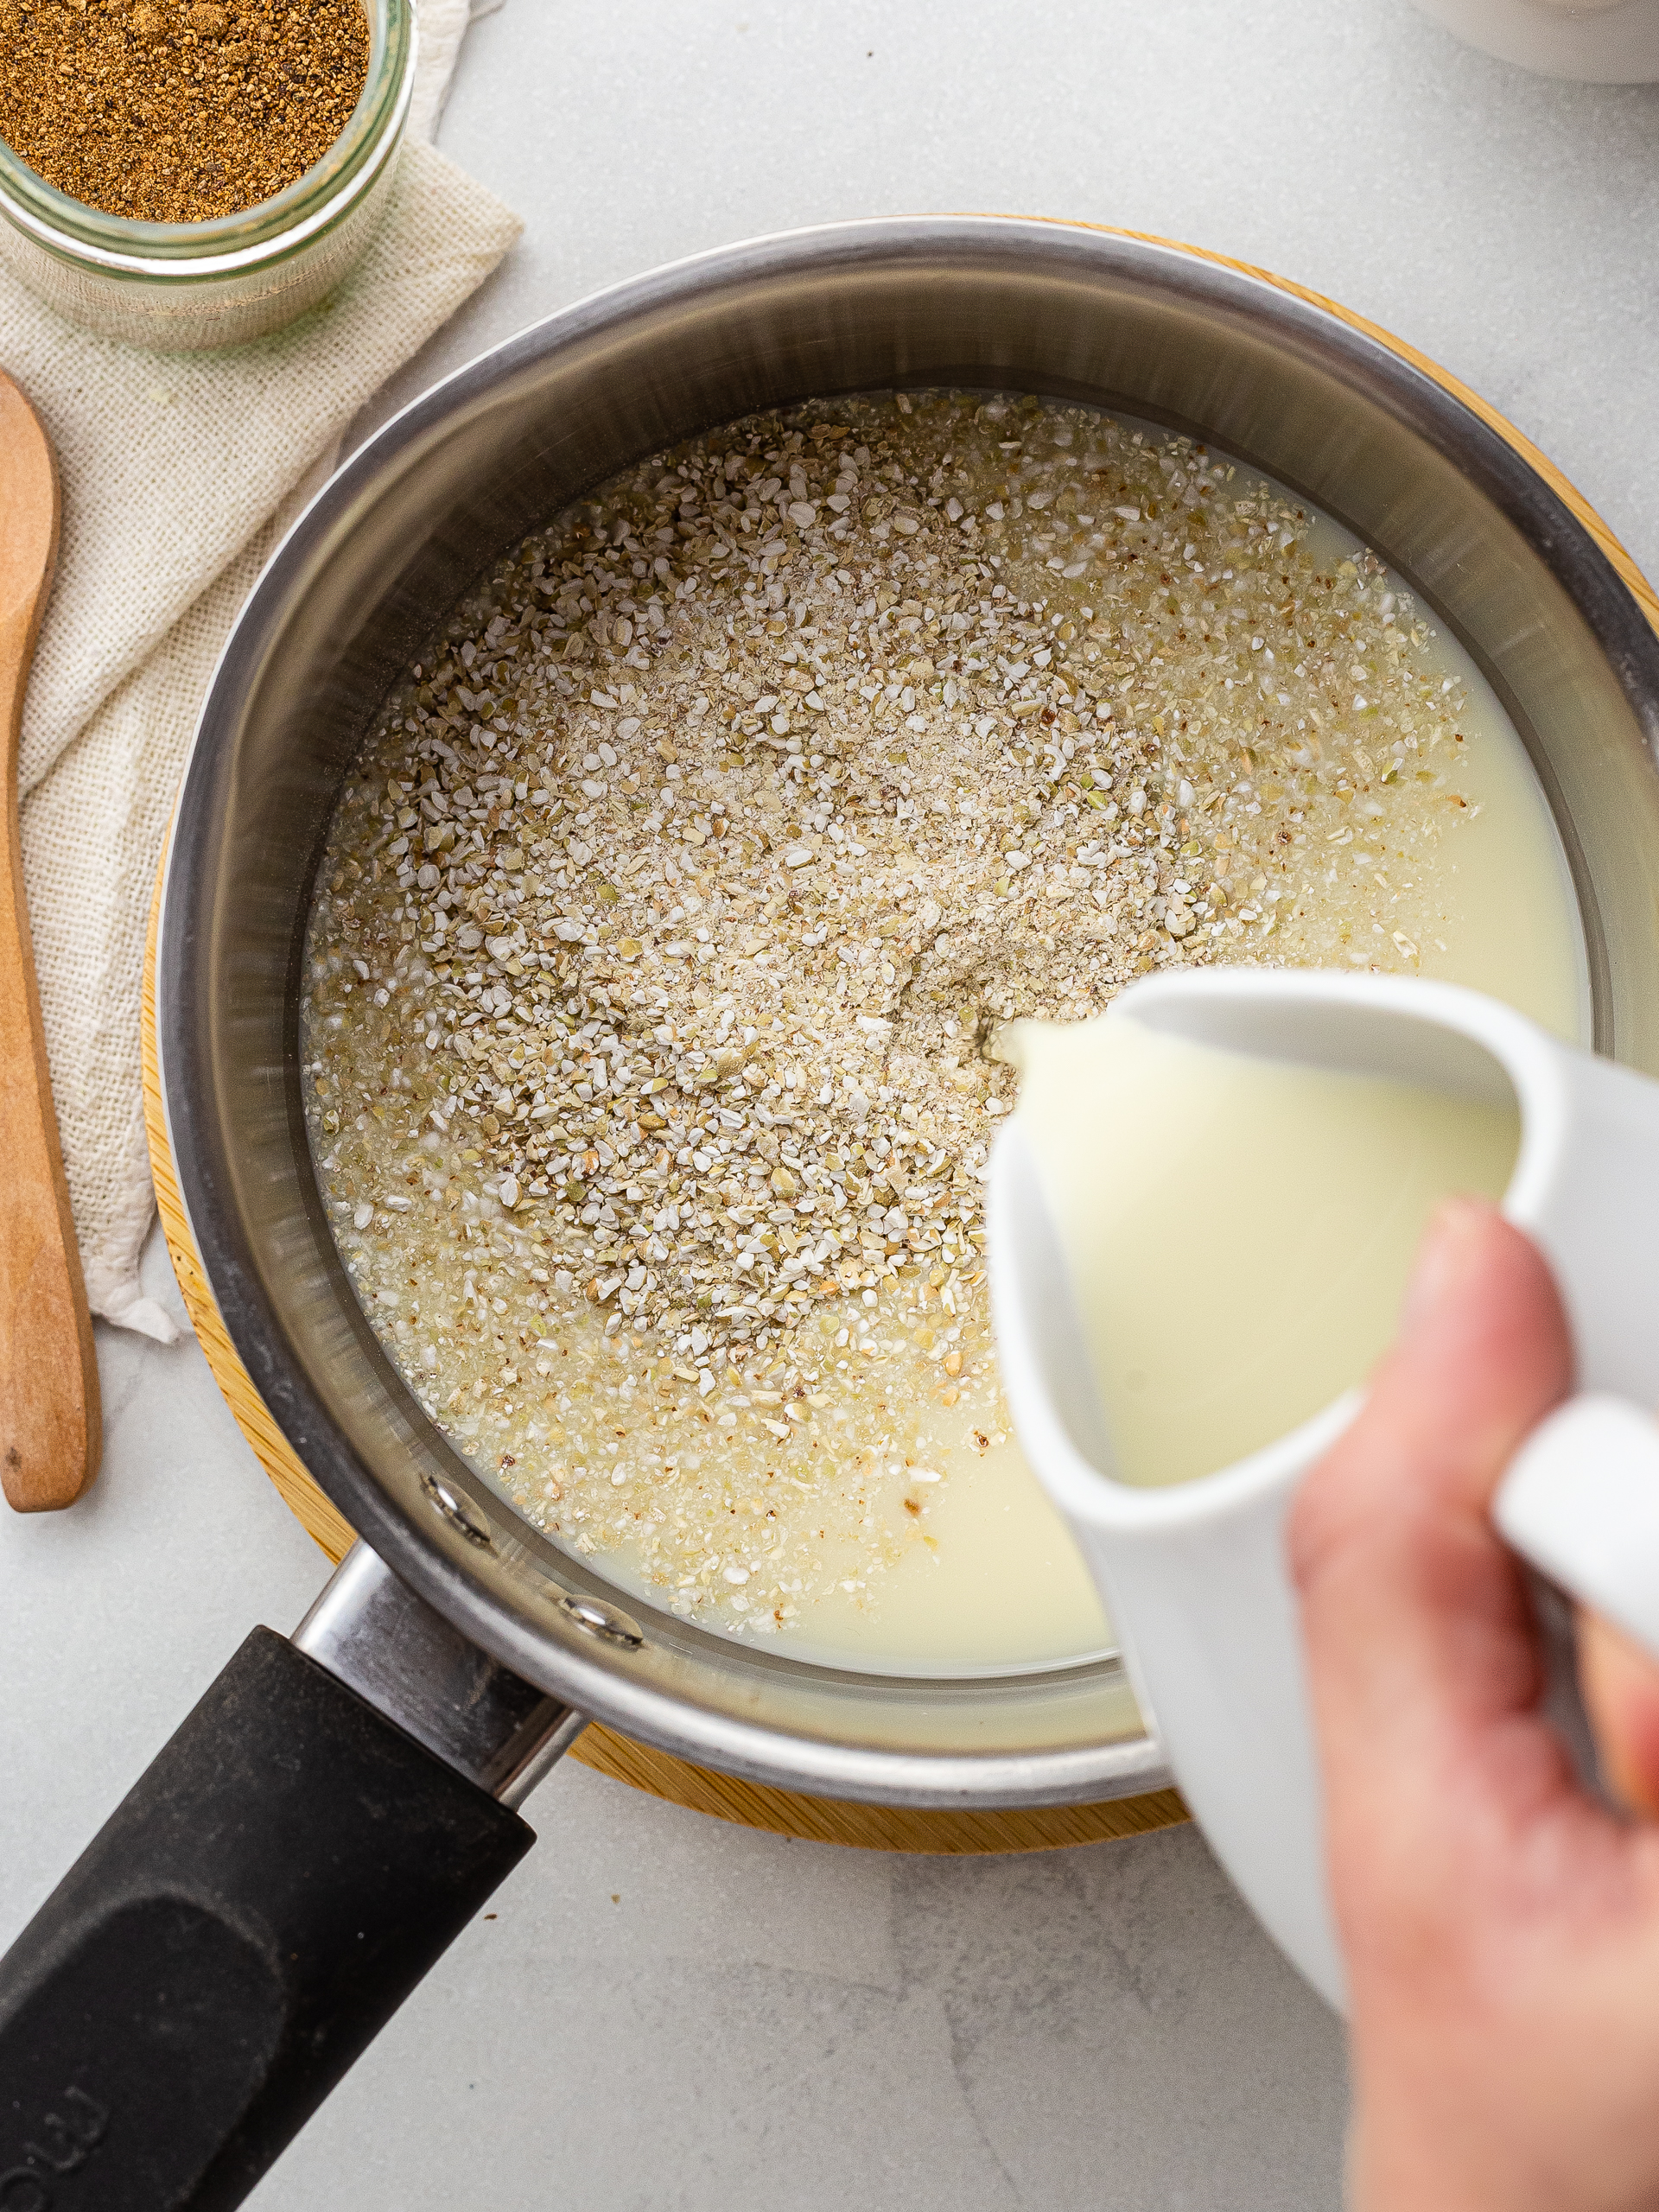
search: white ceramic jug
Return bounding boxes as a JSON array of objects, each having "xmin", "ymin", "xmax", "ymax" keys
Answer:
[{"xmin": 989, "ymin": 970, "xmax": 1659, "ymax": 2009}]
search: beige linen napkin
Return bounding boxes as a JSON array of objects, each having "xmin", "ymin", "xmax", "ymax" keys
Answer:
[{"xmin": 8, "ymin": 0, "xmax": 519, "ymax": 1341}]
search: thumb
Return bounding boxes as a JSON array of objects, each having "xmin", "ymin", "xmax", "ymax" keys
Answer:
[
  {"xmin": 1290, "ymin": 1198, "xmax": 1573, "ymax": 1811},
  {"xmin": 1579, "ymin": 1609, "xmax": 1659, "ymax": 1821}
]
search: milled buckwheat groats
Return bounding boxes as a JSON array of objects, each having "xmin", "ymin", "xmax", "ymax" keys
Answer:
[
  {"xmin": 0, "ymin": 0, "xmax": 369, "ymax": 225},
  {"xmin": 302, "ymin": 390, "xmax": 1485, "ymax": 1644}
]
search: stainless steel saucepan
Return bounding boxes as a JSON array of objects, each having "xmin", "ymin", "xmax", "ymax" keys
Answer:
[{"xmin": 6, "ymin": 216, "xmax": 1659, "ymax": 2207}]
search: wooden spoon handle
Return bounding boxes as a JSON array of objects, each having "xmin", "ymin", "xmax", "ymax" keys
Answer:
[{"xmin": 0, "ymin": 378, "xmax": 100, "ymax": 1511}]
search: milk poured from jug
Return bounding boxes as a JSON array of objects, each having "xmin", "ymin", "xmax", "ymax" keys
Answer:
[{"xmin": 1002, "ymin": 1014, "xmax": 1521, "ymax": 1488}]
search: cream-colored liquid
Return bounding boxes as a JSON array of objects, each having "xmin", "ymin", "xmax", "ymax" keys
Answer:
[
  {"xmin": 1295, "ymin": 512, "xmax": 1586, "ymax": 1045},
  {"xmin": 749, "ymin": 482, "xmax": 1583, "ymax": 1654},
  {"xmin": 1008, "ymin": 1016, "xmax": 1522, "ymax": 1487},
  {"xmin": 305, "ymin": 391, "xmax": 1586, "ymax": 1675},
  {"xmin": 599, "ymin": 1426, "xmax": 1111, "ymax": 1675},
  {"xmin": 784, "ymin": 530, "xmax": 1579, "ymax": 1655}
]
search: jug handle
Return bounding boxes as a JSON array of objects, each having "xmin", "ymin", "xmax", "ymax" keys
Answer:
[{"xmin": 1497, "ymin": 1394, "xmax": 1659, "ymax": 1662}]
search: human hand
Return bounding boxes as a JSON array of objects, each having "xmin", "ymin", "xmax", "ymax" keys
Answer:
[{"xmin": 1291, "ymin": 1197, "xmax": 1659, "ymax": 2212}]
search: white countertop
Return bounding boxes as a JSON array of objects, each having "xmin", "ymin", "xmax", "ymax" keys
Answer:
[{"xmin": 10, "ymin": 1, "xmax": 1659, "ymax": 2200}]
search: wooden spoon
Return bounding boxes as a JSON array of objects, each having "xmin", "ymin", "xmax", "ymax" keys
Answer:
[{"xmin": 0, "ymin": 370, "xmax": 100, "ymax": 1510}]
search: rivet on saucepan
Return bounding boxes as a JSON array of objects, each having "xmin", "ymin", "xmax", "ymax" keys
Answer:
[
  {"xmin": 418, "ymin": 1471, "xmax": 493, "ymax": 1548},
  {"xmin": 557, "ymin": 1592, "xmax": 645, "ymax": 1649}
]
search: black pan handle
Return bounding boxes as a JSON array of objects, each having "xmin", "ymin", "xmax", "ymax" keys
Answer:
[{"xmin": 0, "ymin": 1552, "xmax": 581, "ymax": 2211}]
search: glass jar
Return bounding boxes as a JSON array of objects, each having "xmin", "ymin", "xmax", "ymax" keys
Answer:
[{"xmin": 0, "ymin": 0, "xmax": 415, "ymax": 352}]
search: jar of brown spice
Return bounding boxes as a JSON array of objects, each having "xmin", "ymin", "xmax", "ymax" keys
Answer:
[{"xmin": 0, "ymin": 0, "xmax": 414, "ymax": 350}]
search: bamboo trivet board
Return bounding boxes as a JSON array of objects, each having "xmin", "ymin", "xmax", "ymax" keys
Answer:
[{"xmin": 137, "ymin": 229, "xmax": 1659, "ymax": 1853}]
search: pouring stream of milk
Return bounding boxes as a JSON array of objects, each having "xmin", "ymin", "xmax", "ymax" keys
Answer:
[{"xmin": 1002, "ymin": 1015, "xmax": 1521, "ymax": 1488}]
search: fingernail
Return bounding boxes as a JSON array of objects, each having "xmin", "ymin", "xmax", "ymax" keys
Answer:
[{"xmin": 1400, "ymin": 1196, "xmax": 1493, "ymax": 1340}]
